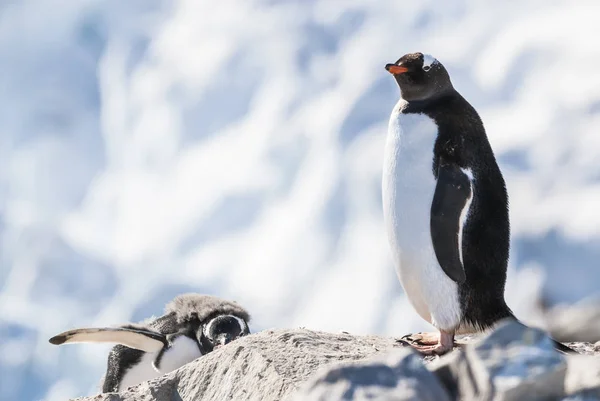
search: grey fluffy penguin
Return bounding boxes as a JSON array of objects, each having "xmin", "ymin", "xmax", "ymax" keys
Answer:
[{"xmin": 49, "ymin": 293, "xmax": 251, "ymax": 392}]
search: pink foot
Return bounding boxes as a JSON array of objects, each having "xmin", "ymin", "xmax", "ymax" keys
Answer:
[
  {"xmin": 402, "ymin": 331, "xmax": 455, "ymax": 356},
  {"xmin": 410, "ymin": 342, "xmax": 453, "ymax": 355}
]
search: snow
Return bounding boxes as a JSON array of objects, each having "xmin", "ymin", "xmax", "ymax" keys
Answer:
[{"xmin": 1, "ymin": 0, "xmax": 600, "ymax": 400}]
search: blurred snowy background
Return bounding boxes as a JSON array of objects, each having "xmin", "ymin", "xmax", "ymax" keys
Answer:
[{"xmin": 1, "ymin": 0, "xmax": 599, "ymax": 399}]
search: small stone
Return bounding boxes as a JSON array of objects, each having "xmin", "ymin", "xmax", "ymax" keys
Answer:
[{"xmin": 594, "ymin": 341, "xmax": 600, "ymax": 352}]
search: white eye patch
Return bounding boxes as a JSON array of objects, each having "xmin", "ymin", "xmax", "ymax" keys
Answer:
[
  {"xmin": 203, "ymin": 315, "xmax": 247, "ymax": 339},
  {"xmin": 203, "ymin": 318, "xmax": 217, "ymax": 338},
  {"xmin": 422, "ymin": 54, "xmax": 436, "ymax": 71}
]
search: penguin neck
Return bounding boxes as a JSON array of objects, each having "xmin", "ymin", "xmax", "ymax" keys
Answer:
[{"xmin": 398, "ymin": 88, "xmax": 457, "ymax": 115}]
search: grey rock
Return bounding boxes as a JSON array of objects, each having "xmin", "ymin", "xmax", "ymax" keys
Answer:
[
  {"xmin": 427, "ymin": 350, "xmax": 466, "ymax": 399},
  {"xmin": 292, "ymin": 348, "xmax": 451, "ymax": 401},
  {"xmin": 565, "ymin": 355, "xmax": 600, "ymax": 397},
  {"xmin": 544, "ymin": 299, "xmax": 600, "ymax": 343},
  {"xmin": 70, "ymin": 325, "xmax": 600, "ymax": 401},
  {"xmin": 430, "ymin": 319, "xmax": 567, "ymax": 401},
  {"xmin": 562, "ymin": 390, "xmax": 600, "ymax": 401},
  {"xmin": 564, "ymin": 342, "xmax": 600, "ymax": 356},
  {"xmin": 72, "ymin": 328, "xmax": 405, "ymax": 401}
]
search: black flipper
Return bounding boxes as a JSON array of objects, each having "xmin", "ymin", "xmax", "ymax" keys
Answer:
[{"xmin": 430, "ymin": 161, "xmax": 471, "ymax": 284}]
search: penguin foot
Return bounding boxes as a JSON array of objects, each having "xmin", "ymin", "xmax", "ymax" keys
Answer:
[
  {"xmin": 402, "ymin": 330, "xmax": 455, "ymax": 356},
  {"xmin": 410, "ymin": 342, "xmax": 454, "ymax": 356},
  {"xmin": 400, "ymin": 332, "xmax": 439, "ymax": 346}
]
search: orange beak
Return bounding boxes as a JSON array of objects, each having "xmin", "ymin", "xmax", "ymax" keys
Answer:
[{"xmin": 385, "ymin": 64, "xmax": 408, "ymax": 75}]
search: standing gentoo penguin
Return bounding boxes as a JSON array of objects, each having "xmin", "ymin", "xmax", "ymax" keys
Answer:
[
  {"xmin": 382, "ymin": 52, "xmax": 574, "ymax": 355},
  {"xmin": 49, "ymin": 294, "xmax": 251, "ymax": 392}
]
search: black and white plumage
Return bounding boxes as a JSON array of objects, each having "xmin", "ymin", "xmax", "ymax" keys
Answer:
[
  {"xmin": 382, "ymin": 52, "xmax": 573, "ymax": 355},
  {"xmin": 49, "ymin": 294, "xmax": 251, "ymax": 392}
]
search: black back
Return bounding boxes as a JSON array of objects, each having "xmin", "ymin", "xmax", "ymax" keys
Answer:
[
  {"xmin": 102, "ymin": 345, "xmax": 144, "ymax": 393},
  {"xmin": 403, "ymin": 89, "xmax": 513, "ymax": 330}
]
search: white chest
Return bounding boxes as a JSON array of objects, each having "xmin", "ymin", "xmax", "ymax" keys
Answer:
[
  {"xmin": 158, "ymin": 336, "xmax": 202, "ymax": 373},
  {"xmin": 118, "ymin": 337, "xmax": 202, "ymax": 391},
  {"xmin": 382, "ymin": 101, "xmax": 461, "ymax": 331},
  {"xmin": 119, "ymin": 351, "xmax": 161, "ymax": 391},
  {"xmin": 382, "ymin": 105, "xmax": 438, "ymax": 250}
]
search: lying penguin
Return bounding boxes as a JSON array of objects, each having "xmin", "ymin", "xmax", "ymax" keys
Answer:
[{"xmin": 49, "ymin": 293, "xmax": 250, "ymax": 392}]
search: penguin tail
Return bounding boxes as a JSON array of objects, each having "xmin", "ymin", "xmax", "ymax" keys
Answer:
[
  {"xmin": 504, "ymin": 314, "xmax": 577, "ymax": 354},
  {"xmin": 552, "ymin": 339, "xmax": 577, "ymax": 354}
]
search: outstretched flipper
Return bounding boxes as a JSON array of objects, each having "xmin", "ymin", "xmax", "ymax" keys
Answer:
[
  {"xmin": 49, "ymin": 326, "xmax": 168, "ymax": 353},
  {"xmin": 430, "ymin": 161, "xmax": 472, "ymax": 284}
]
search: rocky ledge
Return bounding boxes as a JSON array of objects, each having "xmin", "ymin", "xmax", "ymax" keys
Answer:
[{"xmin": 74, "ymin": 320, "xmax": 600, "ymax": 401}]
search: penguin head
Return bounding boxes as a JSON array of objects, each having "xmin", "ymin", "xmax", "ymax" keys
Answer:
[
  {"xmin": 202, "ymin": 314, "xmax": 249, "ymax": 349},
  {"xmin": 385, "ymin": 52, "xmax": 453, "ymax": 102}
]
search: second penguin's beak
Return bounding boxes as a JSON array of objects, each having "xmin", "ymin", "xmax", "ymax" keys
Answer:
[
  {"xmin": 385, "ymin": 64, "xmax": 408, "ymax": 75},
  {"xmin": 214, "ymin": 334, "xmax": 231, "ymax": 348}
]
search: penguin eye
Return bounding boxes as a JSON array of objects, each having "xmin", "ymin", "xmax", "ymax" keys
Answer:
[{"xmin": 423, "ymin": 65, "xmax": 431, "ymax": 72}]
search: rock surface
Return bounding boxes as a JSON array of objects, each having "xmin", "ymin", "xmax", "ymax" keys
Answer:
[
  {"xmin": 429, "ymin": 321, "xmax": 567, "ymax": 401},
  {"xmin": 292, "ymin": 348, "xmax": 451, "ymax": 401},
  {"xmin": 72, "ymin": 324, "xmax": 600, "ymax": 401},
  {"xmin": 73, "ymin": 329, "xmax": 405, "ymax": 401},
  {"xmin": 544, "ymin": 299, "xmax": 600, "ymax": 343}
]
